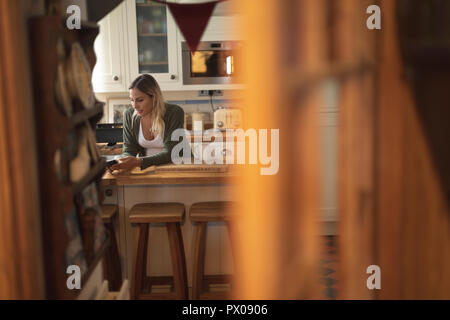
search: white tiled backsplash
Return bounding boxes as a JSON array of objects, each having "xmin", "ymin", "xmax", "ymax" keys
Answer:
[
  {"xmin": 175, "ymin": 103, "xmax": 214, "ymax": 119},
  {"xmin": 96, "ymin": 90, "xmax": 242, "ymax": 124},
  {"xmin": 164, "ymin": 91, "xmax": 241, "ymax": 125}
]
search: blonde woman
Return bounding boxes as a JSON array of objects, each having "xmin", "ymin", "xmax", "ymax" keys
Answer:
[{"xmin": 110, "ymin": 74, "xmax": 186, "ymax": 171}]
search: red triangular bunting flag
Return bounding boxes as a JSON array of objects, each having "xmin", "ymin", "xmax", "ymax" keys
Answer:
[{"xmin": 166, "ymin": 1, "xmax": 218, "ymax": 52}]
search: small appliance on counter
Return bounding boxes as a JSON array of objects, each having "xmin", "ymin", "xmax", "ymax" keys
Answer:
[
  {"xmin": 95, "ymin": 123, "xmax": 124, "ymax": 158},
  {"xmin": 214, "ymin": 107, "xmax": 243, "ymax": 130}
]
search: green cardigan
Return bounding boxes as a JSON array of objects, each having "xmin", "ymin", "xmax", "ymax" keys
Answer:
[{"xmin": 122, "ymin": 103, "xmax": 187, "ymax": 169}]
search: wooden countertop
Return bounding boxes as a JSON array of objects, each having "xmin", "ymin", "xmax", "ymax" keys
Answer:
[{"xmin": 101, "ymin": 164, "xmax": 238, "ymax": 186}]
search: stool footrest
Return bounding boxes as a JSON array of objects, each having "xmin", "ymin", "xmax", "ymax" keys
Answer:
[
  {"xmin": 142, "ymin": 276, "xmax": 174, "ymax": 294},
  {"xmin": 101, "ymin": 204, "xmax": 118, "ymax": 223}
]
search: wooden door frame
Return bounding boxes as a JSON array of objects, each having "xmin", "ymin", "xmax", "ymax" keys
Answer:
[{"xmin": 0, "ymin": 0, "xmax": 45, "ymax": 299}]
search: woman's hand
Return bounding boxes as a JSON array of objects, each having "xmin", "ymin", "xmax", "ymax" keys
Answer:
[{"xmin": 109, "ymin": 156, "xmax": 142, "ymax": 172}]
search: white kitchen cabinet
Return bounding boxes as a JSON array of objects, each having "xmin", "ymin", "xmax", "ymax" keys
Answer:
[
  {"xmin": 177, "ymin": 0, "xmax": 243, "ymax": 41},
  {"xmin": 92, "ymin": 2, "xmax": 129, "ymax": 93},
  {"xmin": 126, "ymin": 0, "xmax": 181, "ymax": 90},
  {"xmin": 174, "ymin": 0, "xmax": 245, "ymax": 91},
  {"xmin": 204, "ymin": 4, "xmax": 243, "ymax": 41},
  {"xmin": 93, "ymin": 0, "xmax": 244, "ymax": 93}
]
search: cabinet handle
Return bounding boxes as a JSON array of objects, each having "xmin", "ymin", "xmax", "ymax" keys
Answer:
[
  {"xmin": 105, "ymin": 188, "xmax": 113, "ymax": 197},
  {"xmin": 113, "ymin": 75, "xmax": 119, "ymax": 81},
  {"xmin": 170, "ymin": 74, "xmax": 176, "ymax": 80}
]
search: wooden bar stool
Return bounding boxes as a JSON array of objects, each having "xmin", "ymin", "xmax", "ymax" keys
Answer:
[
  {"xmin": 190, "ymin": 201, "xmax": 236, "ymax": 300},
  {"xmin": 101, "ymin": 205, "xmax": 122, "ymax": 292},
  {"xmin": 129, "ymin": 202, "xmax": 188, "ymax": 300}
]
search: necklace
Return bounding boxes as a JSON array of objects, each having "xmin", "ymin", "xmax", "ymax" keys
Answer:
[{"xmin": 141, "ymin": 116, "xmax": 155, "ymax": 140}]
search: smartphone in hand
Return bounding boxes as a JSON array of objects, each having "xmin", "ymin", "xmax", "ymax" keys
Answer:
[{"xmin": 107, "ymin": 159, "xmax": 118, "ymax": 167}]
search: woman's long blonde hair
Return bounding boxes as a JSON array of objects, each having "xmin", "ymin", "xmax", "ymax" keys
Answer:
[{"xmin": 129, "ymin": 74, "xmax": 166, "ymax": 138}]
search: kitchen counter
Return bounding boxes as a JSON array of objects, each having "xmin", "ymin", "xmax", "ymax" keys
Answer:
[
  {"xmin": 100, "ymin": 163, "xmax": 237, "ymax": 296},
  {"xmin": 101, "ymin": 164, "xmax": 237, "ymax": 186}
]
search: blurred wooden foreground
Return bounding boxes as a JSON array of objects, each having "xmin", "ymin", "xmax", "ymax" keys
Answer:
[
  {"xmin": 232, "ymin": 0, "xmax": 450, "ymax": 299},
  {"xmin": 0, "ymin": 0, "xmax": 449, "ymax": 299}
]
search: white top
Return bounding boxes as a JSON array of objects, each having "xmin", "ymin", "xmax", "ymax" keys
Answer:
[{"xmin": 138, "ymin": 120, "xmax": 164, "ymax": 156}]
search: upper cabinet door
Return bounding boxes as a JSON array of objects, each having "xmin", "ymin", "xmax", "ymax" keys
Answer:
[
  {"xmin": 178, "ymin": 0, "xmax": 244, "ymax": 41},
  {"xmin": 126, "ymin": 0, "xmax": 180, "ymax": 88},
  {"xmin": 92, "ymin": 2, "xmax": 129, "ymax": 93}
]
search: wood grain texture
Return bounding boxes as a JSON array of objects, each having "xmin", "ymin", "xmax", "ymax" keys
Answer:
[
  {"xmin": 156, "ymin": 164, "xmax": 229, "ymax": 173},
  {"xmin": 120, "ymin": 184, "xmax": 235, "ymax": 296},
  {"xmin": 129, "ymin": 202, "xmax": 189, "ymax": 299},
  {"xmin": 166, "ymin": 222, "xmax": 189, "ymax": 299},
  {"xmin": 0, "ymin": 0, "xmax": 45, "ymax": 299},
  {"xmin": 131, "ymin": 223, "xmax": 148, "ymax": 299},
  {"xmin": 102, "ymin": 170, "xmax": 236, "ymax": 186},
  {"xmin": 127, "ymin": 164, "xmax": 229, "ymax": 176},
  {"xmin": 272, "ymin": 0, "xmax": 323, "ymax": 299},
  {"xmin": 101, "ymin": 204, "xmax": 118, "ymax": 223},
  {"xmin": 129, "ymin": 203, "xmax": 185, "ymax": 223},
  {"xmin": 335, "ymin": 0, "xmax": 377, "ymax": 300},
  {"xmin": 376, "ymin": 0, "xmax": 450, "ymax": 299},
  {"xmin": 190, "ymin": 202, "xmax": 235, "ymax": 299},
  {"xmin": 29, "ymin": 15, "xmax": 107, "ymax": 299},
  {"xmin": 131, "ymin": 220, "xmax": 189, "ymax": 299},
  {"xmin": 190, "ymin": 201, "xmax": 237, "ymax": 222},
  {"xmin": 231, "ymin": 0, "xmax": 322, "ymax": 299},
  {"xmin": 191, "ymin": 222, "xmax": 207, "ymax": 299}
]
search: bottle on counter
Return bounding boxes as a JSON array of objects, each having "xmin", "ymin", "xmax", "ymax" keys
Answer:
[{"xmin": 191, "ymin": 112, "xmax": 205, "ymax": 132}]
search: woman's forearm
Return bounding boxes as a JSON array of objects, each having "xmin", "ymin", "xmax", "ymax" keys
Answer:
[{"xmin": 140, "ymin": 150, "xmax": 171, "ymax": 169}]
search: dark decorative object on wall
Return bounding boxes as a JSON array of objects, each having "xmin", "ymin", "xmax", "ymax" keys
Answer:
[
  {"xmin": 29, "ymin": 15, "xmax": 110, "ymax": 299},
  {"xmin": 397, "ymin": 0, "xmax": 450, "ymax": 203},
  {"xmin": 152, "ymin": 0, "xmax": 227, "ymax": 52}
]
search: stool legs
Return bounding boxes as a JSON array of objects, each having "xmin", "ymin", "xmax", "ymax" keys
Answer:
[
  {"xmin": 191, "ymin": 221, "xmax": 235, "ymax": 299},
  {"xmin": 167, "ymin": 222, "xmax": 189, "ymax": 299},
  {"xmin": 131, "ymin": 224, "xmax": 148, "ymax": 300},
  {"xmin": 192, "ymin": 222, "xmax": 207, "ymax": 299},
  {"xmin": 131, "ymin": 222, "xmax": 188, "ymax": 299},
  {"xmin": 103, "ymin": 222, "xmax": 122, "ymax": 291},
  {"xmin": 225, "ymin": 221, "xmax": 237, "ymax": 277},
  {"xmin": 224, "ymin": 221, "xmax": 238, "ymax": 297}
]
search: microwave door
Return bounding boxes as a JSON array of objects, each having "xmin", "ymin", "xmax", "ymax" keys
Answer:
[
  {"xmin": 182, "ymin": 64, "xmax": 235, "ymax": 85},
  {"xmin": 182, "ymin": 41, "xmax": 237, "ymax": 85}
]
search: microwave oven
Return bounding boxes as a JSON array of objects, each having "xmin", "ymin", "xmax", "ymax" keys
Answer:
[{"xmin": 181, "ymin": 41, "xmax": 242, "ymax": 85}]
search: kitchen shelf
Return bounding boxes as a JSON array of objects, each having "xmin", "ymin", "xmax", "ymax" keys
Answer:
[
  {"xmin": 29, "ymin": 15, "xmax": 109, "ymax": 300},
  {"xmin": 136, "ymin": 2, "xmax": 164, "ymax": 7},
  {"xmin": 72, "ymin": 158, "xmax": 108, "ymax": 196},
  {"xmin": 140, "ymin": 61, "xmax": 169, "ymax": 66},
  {"xmin": 138, "ymin": 33, "xmax": 167, "ymax": 37}
]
